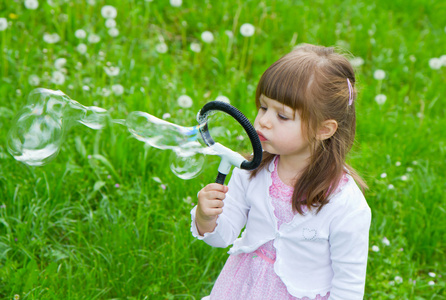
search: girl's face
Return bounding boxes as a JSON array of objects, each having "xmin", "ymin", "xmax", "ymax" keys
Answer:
[{"xmin": 254, "ymin": 95, "xmax": 311, "ymax": 162}]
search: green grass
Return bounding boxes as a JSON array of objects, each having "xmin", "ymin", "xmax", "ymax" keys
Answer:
[{"xmin": 0, "ymin": 0, "xmax": 445, "ymax": 299}]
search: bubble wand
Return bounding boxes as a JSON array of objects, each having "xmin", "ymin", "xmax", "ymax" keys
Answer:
[{"xmin": 197, "ymin": 101, "xmax": 262, "ymax": 184}]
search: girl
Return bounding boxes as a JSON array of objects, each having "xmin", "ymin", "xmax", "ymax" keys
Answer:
[{"xmin": 191, "ymin": 44, "xmax": 371, "ymax": 300}]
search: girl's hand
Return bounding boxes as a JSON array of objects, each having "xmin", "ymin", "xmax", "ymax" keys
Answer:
[{"xmin": 195, "ymin": 183, "xmax": 228, "ymax": 235}]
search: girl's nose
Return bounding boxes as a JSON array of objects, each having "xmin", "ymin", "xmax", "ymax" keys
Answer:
[{"xmin": 258, "ymin": 112, "xmax": 272, "ymax": 128}]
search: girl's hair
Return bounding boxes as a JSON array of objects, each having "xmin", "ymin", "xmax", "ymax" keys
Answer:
[{"xmin": 251, "ymin": 44, "xmax": 367, "ymax": 215}]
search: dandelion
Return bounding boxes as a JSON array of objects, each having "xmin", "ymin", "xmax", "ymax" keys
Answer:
[
  {"xmin": 88, "ymin": 33, "xmax": 101, "ymax": 44},
  {"xmin": 350, "ymin": 57, "xmax": 365, "ymax": 67},
  {"xmin": 428, "ymin": 281, "xmax": 435, "ymax": 286},
  {"xmin": 428, "ymin": 58, "xmax": 442, "ymax": 70},
  {"xmin": 105, "ymin": 18, "xmax": 117, "ymax": 28},
  {"xmin": 395, "ymin": 161, "xmax": 401, "ymax": 166},
  {"xmin": 225, "ymin": 30, "xmax": 234, "ymax": 39},
  {"xmin": 215, "ymin": 95, "xmax": 230, "ymax": 104},
  {"xmin": 52, "ymin": 71, "xmax": 65, "ymax": 85},
  {"xmin": 201, "ymin": 31, "xmax": 214, "ymax": 43},
  {"xmin": 14, "ymin": 294, "xmax": 20, "ymax": 300},
  {"xmin": 28, "ymin": 74, "xmax": 40, "ymax": 86},
  {"xmin": 162, "ymin": 113, "xmax": 171, "ymax": 119},
  {"xmin": 371, "ymin": 245, "xmax": 380, "ymax": 252},
  {"xmin": 237, "ymin": 135, "xmax": 245, "ymax": 141},
  {"xmin": 380, "ymin": 173, "xmax": 387, "ymax": 178},
  {"xmin": 77, "ymin": 43, "xmax": 87, "ymax": 54},
  {"xmin": 406, "ymin": 167, "xmax": 413, "ymax": 172},
  {"xmin": 24, "ymin": 0, "xmax": 39, "ymax": 10},
  {"xmin": 111, "ymin": 84, "xmax": 124, "ymax": 96},
  {"xmin": 388, "ymin": 184, "xmax": 394, "ymax": 190},
  {"xmin": 108, "ymin": 27, "xmax": 119, "ymax": 37},
  {"xmin": 401, "ymin": 175, "xmax": 408, "ymax": 181},
  {"xmin": 104, "ymin": 66, "xmax": 120, "ymax": 77},
  {"xmin": 43, "ymin": 33, "xmax": 60, "ymax": 44},
  {"xmin": 428, "ymin": 272, "xmax": 436, "ymax": 278},
  {"xmin": 190, "ymin": 42, "xmax": 201, "ymax": 53},
  {"xmin": 240, "ymin": 23, "xmax": 255, "ymax": 37},
  {"xmin": 102, "ymin": 87, "xmax": 111, "ymax": 97},
  {"xmin": 155, "ymin": 43, "xmax": 168, "ymax": 53},
  {"xmin": 54, "ymin": 58, "xmax": 67, "ymax": 69},
  {"xmin": 177, "ymin": 95, "xmax": 193, "ymax": 108},
  {"xmin": 75, "ymin": 29, "xmax": 86, "ymax": 39},
  {"xmin": 101, "ymin": 5, "xmax": 117, "ymax": 19},
  {"xmin": 82, "ymin": 85, "xmax": 90, "ymax": 91},
  {"xmin": 375, "ymin": 94, "xmax": 387, "ymax": 105},
  {"xmin": 0, "ymin": 18, "xmax": 8, "ymax": 31},
  {"xmin": 409, "ymin": 55, "xmax": 416, "ymax": 62},
  {"xmin": 170, "ymin": 0, "xmax": 182, "ymax": 7},
  {"xmin": 439, "ymin": 55, "xmax": 446, "ymax": 66},
  {"xmin": 382, "ymin": 237, "xmax": 390, "ymax": 246},
  {"xmin": 373, "ymin": 69, "xmax": 386, "ymax": 80},
  {"xmin": 394, "ymin": 276, "xmax": 403, "ymax": 284}
]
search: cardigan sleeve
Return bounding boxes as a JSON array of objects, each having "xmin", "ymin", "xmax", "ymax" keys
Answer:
[
  {"xmin": 329, "ymin": 204, "xmax": 371, "ymax": 299},
  {"xmin": 190, "ymin": 168, "xmax": 251, "ymax": 248}
]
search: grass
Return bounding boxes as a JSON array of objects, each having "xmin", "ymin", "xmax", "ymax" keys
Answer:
[{"xmin": 0, "ymin": 0, "xmax": 445, "ymax": 299}]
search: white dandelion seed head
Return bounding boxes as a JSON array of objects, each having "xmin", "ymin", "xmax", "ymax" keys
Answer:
[
  {"xmin": 388, "ymin": 184, "xmax": 395, "ymax": 190},
  {"xmin": 371, "ymin": 245, "xmax": 380, "ymax": 252},
  {"xmin": 201, "ymin": 31, "xmax": 214, "ymax": 43},
  {"xmin": 382, "ymin": 237, "xmax": 390, "ymax": 246},
  {"xmin": 54, "ymin": 57, "xmax": 67, "ymax": 69},
  {"xmin": 190, "ymin": 42, "xmax": 201, "ymax": 53},
  {"xmin": 428, "ymin": 281, "xmax": 435, "ymax": 286},
  {"xmin": 111, "ymin": 84, "xmax": 124, "ymax": 96},
  {"xmin": 77, "ymin": 43, "xmax": 87, "ymax": 54},
  {"xmin": 24, "ymin": 0, "xmax": 39, "ymax": 10},
  {"xmin": 215, "ymin": 95, "xmax": 230, "ymax": 104},
  {"xmin": 108, "ymin": 27, "xmax": 119, "ymax": 37},
  {"xmin": 52, "ymin": 71, "xmax": 65, "ymax": 85},
  {"xmin": 75, "ymin": 29, "xmax": 87, "ymax": 39},
  {"xmin": 380, "ymin": 173, "xmax": 387, "ymax": 178},
  {"xmin": 395, "ymin": 161, "xmax": 401, "ymax": 166},
  {"xmin": 409, "ymin": 55, "xmax": 416, "ymax": 62},
  {"xmin": 225, "ymin": 30, "xmax": 234, "ymax": 39},
  {"xmin": 428, "ymin": 58, "xmax": 442, "ymax": 70},
  {"xmin": 88, "ymin": 33, "xmax": 101, "ymax": 44},
  {"xmin": 401, "ymin": 175, "xmax": 408, "ymax": 181},
  {"xmin": 373, "ymin": 69, "xmax": 386, "ymax": 80},
  {"xmin": 375, "ymin": 94, "xmax": 387, "ymax": 105},
  {"xmin": 162, "ymin": 113, "xmax": 171, "ymax": 119},
  {"xmin": 439, "ymin": 55, "xmax": 446, "ymax": 66},
  {"xmin": 0, "ymin": 18, "xmax": 8, "ymax": 31},
  {"xmin": 28, "ymin": 74, "xmax": 40, "ymax": 86},
  {"xmin": 82, "ymin": 85, "xmax": 90, "ymax": 91},
  {"xmin": 240, "ymin": 23, "xmax": 255, "ymax": 37},
  {"xmin": 101, "ymin": 5, "xmax": 117, "ymax": 19},
  {"xmin": 102, "ymin": 87, "xmax": 111, "ymax": 97},
  {"xmin": 350, "ymin": 57, "xmax": 365, "ymax": 68},
  {"xmin": 43, "ymin": 32, "xmax": 60, "ymax": 44},
  {"xmin": 406, "ymin": 167, "xmax": 413, "ymax": 172},
  {"xmin": 177, "ymin": 95, "xmax": 193, "ymax": 108},
  {"xmin": 104, "ymin": 66, "xmax": 120, "ymax": 77},
  {"xmin": 170, "ymin": 0, "xmax": 182, "ymax": 7},
  {"xmin": 428, "ymin": 272, "xmax": 436, "ymax": 278},
  {"xmin": 394, "ymin": 276, "xmax": 403, "ymax": 284},
  {"xmin": 155, "ymin": 43, "xmax": 168, "ymax": 53},
  {"xmin": 105, "ymin": 18, "xmax": 117, "ymax": 28}
]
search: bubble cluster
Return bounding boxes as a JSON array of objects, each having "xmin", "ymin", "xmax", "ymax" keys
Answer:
[{"xmin": 7, "ymin": 88, "xmax": 217, "ymax": 179}]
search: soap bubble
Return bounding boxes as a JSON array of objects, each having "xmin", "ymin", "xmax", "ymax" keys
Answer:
[{"xmin": 170, "ymin": 151, "xmax": 205, "ymax": 180}]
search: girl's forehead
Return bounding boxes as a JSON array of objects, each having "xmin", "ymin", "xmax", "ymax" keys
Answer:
[{"xmin": 259, "ymin": 94, "xmax": 295, "ymax": 113}]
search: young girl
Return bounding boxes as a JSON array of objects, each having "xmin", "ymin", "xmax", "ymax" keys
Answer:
[{"xmin": 191, "ymin": 44, "xmax": 371, "ymax": 300}]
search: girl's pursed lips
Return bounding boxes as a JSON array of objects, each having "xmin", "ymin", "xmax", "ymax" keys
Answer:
[{"xmin": 256, "ymin": 130, "xmax": 267, "ymax": 141}]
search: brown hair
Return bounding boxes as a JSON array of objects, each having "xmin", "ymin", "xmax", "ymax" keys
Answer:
[{"xmin": 251, "ymin": 44, "xmax": 367, "ymax": 215}]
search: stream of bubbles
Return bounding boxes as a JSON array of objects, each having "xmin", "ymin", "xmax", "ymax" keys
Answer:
[{"xmin": 6, "ymin": 88, "xmax": 218, "ymax": 179}]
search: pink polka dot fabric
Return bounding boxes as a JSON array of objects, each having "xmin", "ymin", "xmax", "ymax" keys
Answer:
[{"xmin": 209, "ymin": 157, "xmax": 331, "ymax": 299}]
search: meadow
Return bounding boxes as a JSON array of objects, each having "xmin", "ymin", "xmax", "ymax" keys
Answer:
[{"xmin": 0, "ymin": 0, "xmax": 445, "ymax": 299}]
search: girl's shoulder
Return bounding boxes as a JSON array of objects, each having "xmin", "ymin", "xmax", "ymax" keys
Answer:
[{"xmin": 326, "ymin": 174, "xmax": 369, "ymax": 213}]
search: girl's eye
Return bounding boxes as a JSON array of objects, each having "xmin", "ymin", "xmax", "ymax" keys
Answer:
[
  {"xmin": 259, "ymin": 106, "xmax": 267, "ymax": 111},
  {"xmin": 278, "ymin": 114, "xmax": 289, "ymax": 120}
]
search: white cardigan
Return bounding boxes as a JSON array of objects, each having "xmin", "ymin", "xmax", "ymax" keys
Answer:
[{"xmin": 191, "ymin": 159, "xmax": 371, "ymax": 299}]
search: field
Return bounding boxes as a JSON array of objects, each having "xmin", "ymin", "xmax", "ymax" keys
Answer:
[{"xmin": 0, "ymin": 0, "xmax": 445, "ymax": 299}]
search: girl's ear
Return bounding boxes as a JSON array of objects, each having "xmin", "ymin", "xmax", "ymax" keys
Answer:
[{"xmin": 317, "ymin": 119, "xmax": 338, "ymax": 141}]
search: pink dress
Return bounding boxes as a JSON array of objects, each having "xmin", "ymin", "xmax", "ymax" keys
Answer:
[{"xmin": 209, "ymin": 158, "xmax": 331, "ymax": 300}]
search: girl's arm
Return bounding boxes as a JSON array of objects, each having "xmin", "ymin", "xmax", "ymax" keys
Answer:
[
  {"xmin": 329, "ymin": 206, "xmax": 372, "ymax": 299},
  {"xmin": 191, "ymin": 168, "xmax": 250, "ymax": 248}
]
